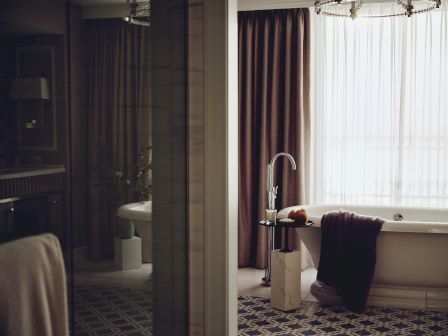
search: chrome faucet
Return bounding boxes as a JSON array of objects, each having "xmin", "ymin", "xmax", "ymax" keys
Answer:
[
  {"xmin": 261, "ymin": 152, "xmax": 297, "ymax": 287},
  {"xmin": 393, "ymin": 213, "xmax": 404, "ymax": 221},
  {"xmin": 266, "ymin": 152, "xmax": 297, "ymax": 210}
]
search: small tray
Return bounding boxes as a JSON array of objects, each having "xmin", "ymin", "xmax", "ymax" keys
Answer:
[
  {"xmin": 277, "ymin": 219, "xmax": 314, "ymax": 228},
  {"xmin": 259, "ymin": 219, "xmax": 314, "ymax": 228},
  {"xmin": 258, "ymin": 220, "xmax": 276, "ymax": 227}
]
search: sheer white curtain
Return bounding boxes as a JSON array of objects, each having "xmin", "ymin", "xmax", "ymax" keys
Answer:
[{"xmin": 311, "ymin": 7, "xmax": 448, "ymax": 207}]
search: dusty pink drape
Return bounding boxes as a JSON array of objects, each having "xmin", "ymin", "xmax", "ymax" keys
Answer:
[{"xmin": 238, "ymin": 9, "xmax": 310, "ymax": 268}]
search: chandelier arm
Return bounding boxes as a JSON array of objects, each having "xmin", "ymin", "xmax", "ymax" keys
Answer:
[
  {"xmin": 315, "ymin": 0, "xmax": 441, "ymax": 19},
  {"xmin": 123, "ymin": 0, "xmax": 151, "ymax": 27}
]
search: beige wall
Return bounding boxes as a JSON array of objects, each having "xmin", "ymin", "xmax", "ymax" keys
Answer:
[
  {"xmin": 67, "ymin": 4, "xmax": 89, "ymax": 248},
  {"xmin": 188, "ymin": 0, "xmax": 239, "ymax": 334},
  {"xmin": 151, "ymin": 0, "xmax": 188, "ymax": 334},
  {"xmin": 188, "ymin": 0, "xmax": 205, "ymax": 334},
  {"xmin": 0, "ymin": 0, "xmax": 66, "ymax": 35}
]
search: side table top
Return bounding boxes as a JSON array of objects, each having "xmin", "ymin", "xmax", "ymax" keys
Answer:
[{"xmin": 258, "ymin": 219, "xmax": 314, "ymax": 228}]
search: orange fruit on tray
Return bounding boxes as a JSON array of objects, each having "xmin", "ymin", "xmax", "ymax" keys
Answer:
[{"xmin": 288, "ymin": 209, "xmax": 308, "ymax": 225}]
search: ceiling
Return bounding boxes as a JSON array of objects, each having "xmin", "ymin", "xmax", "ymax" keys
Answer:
[
  {"xmin": 76, "ymin": 0, "xmax": 401, "ymax": 19},
  {"xmin": 238, "ymin": 0, "xmax": 313, "ymax": 11},
  {"xmin": 75, "ymin": 0, "xmax": 132, "ymax": 4},
  {"xmin": 75, "ymin": 0, "xmax": 149, "ymax": 5},
  {"xmin": 76, "ymin": 0, "xmax": 130, "ymax": 19},
  {"xmin": 77, "ymin": 0, "xmax": 313, "ymax": 19}
]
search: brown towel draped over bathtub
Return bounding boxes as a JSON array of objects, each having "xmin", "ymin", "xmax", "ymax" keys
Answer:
[
  {"xmin": 317, "ymin": 210, "xmax": 384, "ymax": 313},
  {"xmin": 0, "ymin": 234, "xmax": 69, "ymax": 336}
]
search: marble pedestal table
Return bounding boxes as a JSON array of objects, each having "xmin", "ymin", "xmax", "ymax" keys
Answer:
[{"xmin": 271, "ymin": 249, "xmax": 301, "ymax": 311}]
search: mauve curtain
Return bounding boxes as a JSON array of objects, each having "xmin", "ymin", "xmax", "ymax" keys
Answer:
[
  {"xmin": 238, "ymin": 9, "xmax": 311, "ymax": 268},
  {"xmin": 86, "ymin": 20, "xmax": 151, "ymax": 260}
]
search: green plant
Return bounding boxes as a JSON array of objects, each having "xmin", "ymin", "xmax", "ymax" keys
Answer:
[
  {"xmin": 113, "ymin": 147, "xmax": 152, "ymax": 203},
  {"xmin": 96, "ymin": 146, "xmax": 152, "ymax": 205}
]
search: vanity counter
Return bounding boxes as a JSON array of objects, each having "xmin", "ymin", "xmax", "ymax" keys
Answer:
[
  {"xmin": 0, "ymin": 165, "xmax": 65, "ymax": 181},
  {"xmin": 0, "ymin": 165, "xmax": 66, "ymax": 199}
]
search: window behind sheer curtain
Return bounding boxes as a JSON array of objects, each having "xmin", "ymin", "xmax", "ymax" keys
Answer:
[{"xmin": 311, "ymin": 8, "xmax": 448, "ymax": 207}]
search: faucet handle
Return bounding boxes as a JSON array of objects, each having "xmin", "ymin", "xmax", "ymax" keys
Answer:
[{"xmin": 268, "ymin": 192, "xmax": 277, "ymax": 210}]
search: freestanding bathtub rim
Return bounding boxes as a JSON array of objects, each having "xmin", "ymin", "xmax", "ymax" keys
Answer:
[
  {"xmin": 279, "ymin": 203, "xmax": 448, "ymax": 312},
  {"xmin": 116, "ymin": 201, "xmax": 152, "ymax": 263},
  {"xmin": 278, "ymin": 204, "xmax": 448, "ymax": 234},
  {"xmin": 117, "ymin": 201, "xmax": 152, "ymax": 222}
]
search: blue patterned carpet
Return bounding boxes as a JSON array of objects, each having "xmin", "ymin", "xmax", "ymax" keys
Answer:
[
  {"xmin": 238, "ymin": 296, "xmax": 448, "ymax": 335},
  {"xmin": 71, "ymin": 286, "xmax": 448, "ymax": 336},
  {"xmin": 73, "ymin": 285, "xmax": 152, "ymax": 336}
]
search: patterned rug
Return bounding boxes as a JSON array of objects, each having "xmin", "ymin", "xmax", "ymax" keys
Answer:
[
  {"xmin": 73, "ymin": 285, "xmax": 152, "ymax": 336},
  {"xmin": 71, "ymin": 287, "xmax": 448, "ymax": 336},
  {"xmin": 238, "ymin": 296, "xmax": 448, "ymax": 336}
]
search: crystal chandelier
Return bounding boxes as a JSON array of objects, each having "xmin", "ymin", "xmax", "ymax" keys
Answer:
[
  {"xmin": 315, "ymin": 0, "xmax": 442, "ymax": 19},
  {"xmin": 123, "ymin": 0, "xmax": 151, "ymax": 26}
]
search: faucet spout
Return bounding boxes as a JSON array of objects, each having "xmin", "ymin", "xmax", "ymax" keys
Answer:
[
  {"xmin": 266, "ymin": 152, "xmax": 297, "ymax": 210},
  {"xmin": 270, "ymin": 152, "xmax": 297, "ymax": 170}
]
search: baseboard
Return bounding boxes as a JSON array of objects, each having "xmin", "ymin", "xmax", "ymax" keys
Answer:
[{"xmin": 311, "ymin": 280, "xmax": 448, "ymax": 313}]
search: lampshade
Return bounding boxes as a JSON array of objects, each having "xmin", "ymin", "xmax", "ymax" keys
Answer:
[{"xmin": 10, "ymin": 77, "xmax": 51, "ymax": 100}]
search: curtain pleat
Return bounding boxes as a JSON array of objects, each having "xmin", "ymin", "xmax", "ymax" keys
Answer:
[
  {"xmin": 86, "ymin": 20, "xmax": 151, "ymax": 260},
  {"xmin": 238, "ymin": 9, "xmax": 311, "ymax": 268}
]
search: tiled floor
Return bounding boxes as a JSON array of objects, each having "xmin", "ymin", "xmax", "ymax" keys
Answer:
[
  {"xmin": 238, "ymin": 296, "xmax": 448, "ymax": 336},
  {"xmin": 237, "ymin": 267, "xmax": 448, "ymax": 335},
  {"xmin": 71, "ymin": 260, "xmax": 153, "ymax": 335},
  {"xmin": 73, "ymin": 260, "xmax": 152, "ymax": 289},
  {"xmin": 71, "ymin": 264, "xmax": 448, "ymax": 336},
  {"xmin": 72, "ymin": 285, "xmax": 152, "ymax": 336}
]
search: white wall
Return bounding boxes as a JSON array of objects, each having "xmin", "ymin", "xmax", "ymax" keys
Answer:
[{"xmin": 187, "ymin": 0, "xmax": 239, "ymax": 334}]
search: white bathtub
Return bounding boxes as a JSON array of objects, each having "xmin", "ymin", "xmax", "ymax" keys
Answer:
[
  {"xmin": 117, "ymin": 201, "xmax": 152, "ymax": 263},
  {"xmin": 278, "ymin": 204, "xmax": 448, "ymax": 312}
]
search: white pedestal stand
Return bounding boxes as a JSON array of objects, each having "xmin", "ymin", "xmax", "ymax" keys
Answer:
[
  {"xmin": 114, "ymin": 236, "xmax": 142, "ymax": 270},
  {"xmin": 270, "ymin": 249, "xmax": 301, "ymax": 311}
]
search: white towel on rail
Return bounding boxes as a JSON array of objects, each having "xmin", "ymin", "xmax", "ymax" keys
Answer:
[{"xmin": 0, "ymin": 234, "xmax": 69, "ymax": 336}]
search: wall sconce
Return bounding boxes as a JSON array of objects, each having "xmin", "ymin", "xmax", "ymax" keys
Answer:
[{"xmin": 10, "ymin": 77, "xmax": 51, "ymax": 129}]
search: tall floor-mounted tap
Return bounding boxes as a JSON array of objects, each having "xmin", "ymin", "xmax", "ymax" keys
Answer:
[
  {"xmin": 261, "ymin": 152, "xmax": 296, "ymax": 286},
  {"xmin": 266, "ymin": 153, "xmax": 297, "ymax": 210}
]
